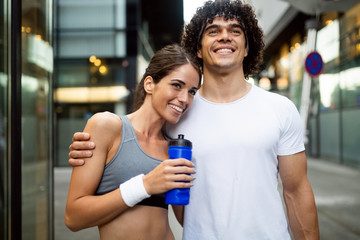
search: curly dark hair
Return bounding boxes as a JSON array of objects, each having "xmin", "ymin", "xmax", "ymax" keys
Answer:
[{"xmin": 181, "ymin": 0, "xmax": 264, "ymax": 78}]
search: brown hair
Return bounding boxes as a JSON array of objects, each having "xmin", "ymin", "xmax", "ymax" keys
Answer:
[{"xmin": 132, "ymin": 44, "xmax": 202, "ymax": 111}]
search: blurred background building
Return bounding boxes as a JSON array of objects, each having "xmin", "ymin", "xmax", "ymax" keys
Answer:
[
  {"xmin": 1, "ymin": 0, "xmax": 359, "ymax": 239},
  {"xmin": 251, "ymin": 0, "xmax": 360, "ymax": 167},
  {"xmin": 53, "ymin": 0, "xmax": 184, "ymax": 166}
]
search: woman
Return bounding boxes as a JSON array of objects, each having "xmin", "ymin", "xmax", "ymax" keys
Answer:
[{"xmin": 65, "ymin": 44, "xmax": 201, "ymax": 240}]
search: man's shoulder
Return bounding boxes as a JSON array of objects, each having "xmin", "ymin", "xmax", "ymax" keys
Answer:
[{"xmin": 252, "ymin": 85, "xmax": 295, "ymax": 106}]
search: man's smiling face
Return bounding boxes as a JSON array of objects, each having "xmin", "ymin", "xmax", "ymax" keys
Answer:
[{"xmin": 197, "ymin": 17, "xmax": 248, "ymax": 72}]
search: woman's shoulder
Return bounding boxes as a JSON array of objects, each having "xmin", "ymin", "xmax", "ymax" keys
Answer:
[
  {"xmin": 86, "ymin": 111, "xmax": 122, "ymax": 133},
  {"xmin": 88, "ymin": 111, "xmax": 121, "ymax": 122}
]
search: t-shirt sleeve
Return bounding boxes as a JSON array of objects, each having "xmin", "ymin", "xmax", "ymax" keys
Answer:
[{"xmin": 277, "ymin": 99, "xmax": 305, "ymax": 156}]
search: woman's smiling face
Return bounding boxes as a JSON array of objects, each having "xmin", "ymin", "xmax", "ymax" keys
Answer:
[{"xmin": 149, "ymin": 63, "xmax": 200, "ymax": 124}]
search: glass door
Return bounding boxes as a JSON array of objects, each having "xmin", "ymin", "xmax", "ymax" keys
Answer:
[{"xmin": 21, "ymin": 0, "xmax": 53, "ymax": 238}]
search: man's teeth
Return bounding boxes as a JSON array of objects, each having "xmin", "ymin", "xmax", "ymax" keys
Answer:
[
  {"xmin": 170, "ymin": 105, "xmax": 183, "ymax": 112},
  {"xmin": 216, "ymin": 48, "xmax": 232, "ymax": 53}
]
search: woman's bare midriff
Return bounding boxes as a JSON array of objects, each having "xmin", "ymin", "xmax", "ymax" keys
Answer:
[{"xmin": 98, "ymin": 205, "xmax": 174, "ymax": 240}]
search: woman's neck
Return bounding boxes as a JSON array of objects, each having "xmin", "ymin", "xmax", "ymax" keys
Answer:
[{"xmin": 127, "ymin": 105, "xmax": 165, "ymax": 140}]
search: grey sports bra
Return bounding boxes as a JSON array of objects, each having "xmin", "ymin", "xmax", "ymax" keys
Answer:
[{"xmin": 95, "ymin": 115, "xmax": 168, "ymax": 209}]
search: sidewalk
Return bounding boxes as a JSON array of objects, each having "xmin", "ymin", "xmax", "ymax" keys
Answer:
[
  {"xmin": 306, "ymin": 158, "xmax": 360, "ymax": 240},
  {"xmin": 54, "ymin": 158, "xmax": 360, "ymax": 240},
  {"xmin": 54, "ymin": 167, "xmax": 99, "ymax": 240}
]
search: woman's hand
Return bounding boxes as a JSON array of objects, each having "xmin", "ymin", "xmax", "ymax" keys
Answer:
[{"xmin": 142, "ymin": 158, "xmax": 195, "ymax": 195}]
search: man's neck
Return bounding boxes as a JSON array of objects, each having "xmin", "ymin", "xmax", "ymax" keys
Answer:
[{"xmin": 199, "ymin": 67, "xmax": 251, "ymax": 103}]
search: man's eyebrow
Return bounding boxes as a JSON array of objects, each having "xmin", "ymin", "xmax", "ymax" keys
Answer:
[
  {"xmin": 230, "ymin": 23, "xmax": 244, "ymax": 29},
  {"xmin": 204, "ymin": 23, "xmax": 243, "ymax": 32},
  {"xmin": 204, "ymin": 24, "xmax": 219, "ymax": 32}
]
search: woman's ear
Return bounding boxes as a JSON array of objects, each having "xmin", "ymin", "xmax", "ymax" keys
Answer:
[{"xmin": 144, "ymin": 76, "xmax": 154, "ymax": 94}]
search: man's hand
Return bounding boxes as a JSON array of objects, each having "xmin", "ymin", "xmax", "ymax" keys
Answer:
[{"xmin": 68, "ymin": 132, "xmax": 95, "ymax": 166}]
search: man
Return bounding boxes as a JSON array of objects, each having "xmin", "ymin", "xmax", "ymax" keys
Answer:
[{"xmin": 68, "ymin": 1, "xmax": 319, "ymax": 239}]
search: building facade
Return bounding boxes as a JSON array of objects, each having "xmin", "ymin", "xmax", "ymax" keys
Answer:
[
  {"xmin": 54, "ymin": 0, "xmax": 184, "ymax": 166},
  {"xmin": 252, "ymin": 0, "xmax": 360, "ymax": 167}
]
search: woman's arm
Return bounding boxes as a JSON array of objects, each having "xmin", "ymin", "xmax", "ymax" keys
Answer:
[
  {"xmin": 65, "ymin": 112, "xmax": 196, "ymax": 231},
  {"xmin": 65, "ymin": 112, "xmax": 128, "ymax": 231}
]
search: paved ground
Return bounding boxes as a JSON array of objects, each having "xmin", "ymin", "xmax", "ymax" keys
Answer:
[
  {"xmin": 307, "ymin": 159, "xmax": 360, "ymax": 239},
  {"xmin": 54, "ymin": 158, "xmax": 360, "ymax": 240},
  {"xmin": 54, "ymin": 167, "xmax": 99, "ymax": 240}
]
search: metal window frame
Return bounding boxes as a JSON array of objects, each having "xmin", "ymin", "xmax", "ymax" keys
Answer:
[{"xmin": 8, "ymin": 0, "xmax": 22, "ymax": 238}]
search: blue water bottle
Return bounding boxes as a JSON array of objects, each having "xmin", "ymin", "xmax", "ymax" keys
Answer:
[{"xmin": 165, "ymin": 134, "xmax": 192, "ymax": 205}]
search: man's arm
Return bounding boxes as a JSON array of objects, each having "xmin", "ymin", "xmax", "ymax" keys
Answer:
[
  {"xmin": 68, "ymin": 132, "xmax": 95, "ymax": 166},
  {"xmin": 278, "ymin": 151, "xmax": 319, "ymax": 240}
]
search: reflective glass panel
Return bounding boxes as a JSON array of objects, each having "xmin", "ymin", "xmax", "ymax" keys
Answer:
[{"xmin": 22, "ymin": 0, "xmax": 53, "ymax": 238}]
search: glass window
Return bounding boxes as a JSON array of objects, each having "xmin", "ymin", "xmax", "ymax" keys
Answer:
[
  {"xmin": 56, "ymin": 60, "xmax": 89, "ymax": 87},
  {"xmin": 316, "ymin": 19, "xmax": 340, "ymax": 64},
  {"xmin": 59, "ymin": 0, "xmax": 116, "ymax": 29},
  {"xmin": 319, "ymin": 111, "xmax": 341, "ymax": 163},
  {"xmin": 56, "ymin": 59, "xmax": 126, "ymax": 88},
  {"xmin": 319, "ymin": 73, "xmax": 340, "ymax": 111},
  {"xmin": 340, "ymin": 3, "xmax": 360, "ymax": 62},
  {"xmin": 340, "ymin": 62, "xmax": 360, "ymax": 108},
  {"xmin": 339, "ymin": 2, "xmax": 360, "ymax": 109},
  {"xmin": 288, "ymin": 44, "xmax": 306, "ymax": 108}
]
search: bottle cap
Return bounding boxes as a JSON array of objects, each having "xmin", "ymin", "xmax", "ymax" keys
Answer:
[{"xmin": 169, "ymin": 134, "xmax": 192, "ymax": 148}]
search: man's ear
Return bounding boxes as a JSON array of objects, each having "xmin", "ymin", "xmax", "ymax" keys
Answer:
[
  {"xmin": 144, "ymin": 76, "xmax": 154, "ymax": 94},
  {"xmin": 244, "ymin": 48, "xmax": 248, "ymax": 57},
  {"xmin": 197, "ymin": 49, "xmax": 203, "ymax": 59}
]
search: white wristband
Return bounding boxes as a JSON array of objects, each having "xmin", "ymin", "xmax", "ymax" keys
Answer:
[{"xmin": 119, "ymin": 174, "xmax": 150, "ymax": 207}]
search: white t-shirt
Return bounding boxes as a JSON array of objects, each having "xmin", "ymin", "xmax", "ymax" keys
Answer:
[{"xmin": 167, "ymin": 84, "xmax": 305, "ymax": 240}]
